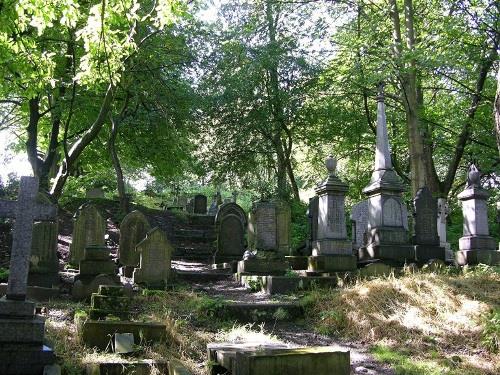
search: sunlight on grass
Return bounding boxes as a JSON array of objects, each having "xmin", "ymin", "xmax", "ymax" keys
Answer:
[{"xmin": 215, "ymin": 323, "xmax": 282, "ymax": 344}]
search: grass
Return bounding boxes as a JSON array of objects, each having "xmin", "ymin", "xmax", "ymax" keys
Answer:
[{"xmin": 304, "ymin": 264, "xmax": 500, "ymax": 374}]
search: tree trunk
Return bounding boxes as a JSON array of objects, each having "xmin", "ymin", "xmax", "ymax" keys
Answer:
[
  {"xmin": 50, "ymin": 84, "xmax": 114, "ymax": 199},
  {"xmin": 108, "ymin": 116, "xmax": 128, "ymax": 214}
]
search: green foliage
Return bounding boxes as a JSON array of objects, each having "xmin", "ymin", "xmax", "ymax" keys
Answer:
[
  {"xmin": 0, "ymin": 268, "xmax": 9, "ymax": 282},
  {"xmin": 481, "ymin": 308, "xmax": 500, "ymax": 353},
  {"xmin": 272, "ymin": 307, "xmax": 290, "ymax": 321},
  {"xmin": 189, "ymin": 295, "xmax": 227, "ymax": 320},
  {"xmin": 370, "ymin": 345, "xmax": 445, "ymax": 375},
  {"xmin": 290, "ymin": 199, "xmax": 308, "ymax": 251}
]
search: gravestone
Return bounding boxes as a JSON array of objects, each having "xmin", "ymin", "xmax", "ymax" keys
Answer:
[
  {"xmin": 214, "ymin": 203, "xmax": 247, "ymax": 263},
  {"xmin": 350, "ymin": 200, "xmax": 369, "ymax": 250},
  {"xmin": 0, "ymin": 176, "xmax": 57, "ymax": 373},
  {"xmin": 86, "ymin": 187, "xmax": 105, "ymax": 199},
  {"xmin": 456, "ymin": 164, "xmax": 499, "ymax": 265},
  {"xmin": 208, "ymin": 195, "xmax": 218, "ymax": 216},
  {"xmin": 412, "ymin": 187, "xmax": 445, "ymax": 262},
  {"xmin": 186, "ymin": 198, "xmax": 194, "ymax": 213},
  {"xmin": 358, "ymin": 84, "xmax": 413, "ymax": 264},
  {"xmin": 308, "ymin": 156, "xmax": 356, "ymax": 272},
  {"xmin": 242, "ymin": 200, "xmax": 289, "ymax": 275},
  {"xmin": 133, "ymin": 228, "xmax": 173, "ymax": 287},
  {"xmin": 437, "ymin": 198, "xmax": 452, "ymax": 260},
  {"xmin": 118, "ymin": 210, "xmax": 151, "ymax": 274},
  {"xmin": 306, "ymin": 196, "xmax": 319, "ymax": 255},
  {"xmin": 193, "ymin": 194, "xmax": 207, "ymax": 214},
  {"xmin": 70, "ymin": 203, "xmax": 106, "ymax": 264},
  {"xmin": 28, "ymin": 219, "xmax": 59, "ymax": 288}
]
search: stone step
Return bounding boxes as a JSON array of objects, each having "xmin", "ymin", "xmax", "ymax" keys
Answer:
[
  {"xmin": 175, "ymin": 271, "xmax": 232, "ymax": 282},
  {"xmin": 216, "ymin": 302, "xmax": 304, "ymax": 322},
  {"xmin": 174, "ymin": 246, "xmax": 214, "ymax": 258}
]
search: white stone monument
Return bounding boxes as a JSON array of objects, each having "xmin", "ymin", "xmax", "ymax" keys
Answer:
[{"xmin": 358, "ymin": 84, "xmax": 413, "ymax": 263}]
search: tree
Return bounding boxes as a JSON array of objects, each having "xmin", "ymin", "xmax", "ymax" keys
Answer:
[{"xmin": 0, "ymin": 0, "xmax": 186, "ymax": 199}]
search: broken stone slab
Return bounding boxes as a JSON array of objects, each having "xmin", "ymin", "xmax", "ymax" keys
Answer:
[
  {"xmin": 76, "ymin": 319, "xmax": 167, "ymax": 350},
  {"xmin": 207, "ymin": 343, "xmax": 350, "ymax": 375}
]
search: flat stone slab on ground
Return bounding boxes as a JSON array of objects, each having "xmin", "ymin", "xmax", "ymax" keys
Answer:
[
  {"xmin": 208, "ymin": 342, "xmax": 350, "ymax": 375},
  {"xmin": 239, "ymin": 275, "xmax": 338, "ymax": 295}
]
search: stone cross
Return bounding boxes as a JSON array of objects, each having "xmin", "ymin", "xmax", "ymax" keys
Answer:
[{"xmin": 0, "ymin": 176, "xmax": 57, "ymax": 300}]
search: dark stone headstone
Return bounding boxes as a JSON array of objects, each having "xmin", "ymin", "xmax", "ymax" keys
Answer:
[
  {"xmin": 214, "ymin": 203, "xmax": 247, "ymax": 262},
  {"xmin": 193, "ymin": 194, "xmax": 207, "ymax": 214},
  {"xmin": 118, "ymin": 210, "xmax": 151, "ymax": 267}
]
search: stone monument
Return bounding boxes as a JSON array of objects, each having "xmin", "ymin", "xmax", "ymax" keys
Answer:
[
  {"xmin": 193, "ymin": 194, "xmax": 207, "ymax": 214},
  {"xmin": 456, "ymin": 164, "xmax": 499, "ymax": 265},
  {"xmin": 133, "ymin": 227, "xmax": 173, "ymax": 287},
  {"xmin": 208, "ymin": 195, "xmax": 218, "ymax": 216},
  {"xmin": 306, "ymin": 196, "xmax": 319, "ymax": 255},
  {"xmin": 214, "ymin": 202, "xmax": 247, "ymax": 263},
  {"xmin": 358, "ymin": 84, "xmax": 413, "ymax": 264},
  {"xmin": 437, "ymin": 198, "xmax": 453, "ymax": 262},
  {"xmin": 0, "ymin": 176, "xmax": 57, "ymax": 373},
  {"xmin": 350, "ymin": 200, "xmax": 369, "ymax": 251},
  {"xmin": 69, "ymin": 203, "xmax": 106, "ymax": 264},
  {"xmin": 412, "ymin": 187, "xmax": 445, "ymax": 262},
  {"xmin": 118, "ymin": 210, "xmax": 151, "ymax": 276},
  {"xmin": 28, "ymin": 220, "xmax": 59, "ymax": 288},
  {"xmin": 240, "ymin": 200, "xmax": 289, "ymax": 275},
  {"xmin": 308, "ymin": 156, "xmax": 356, "ymax": 272}
]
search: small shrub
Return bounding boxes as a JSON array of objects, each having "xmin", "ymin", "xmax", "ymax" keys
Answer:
[
  {"xmin": 272, "ymin": 307, "xmax": 290, "ymax": 321},
  {"xmin": 0, "ymin": 267, "xmax": 9, "ymax": 282}
]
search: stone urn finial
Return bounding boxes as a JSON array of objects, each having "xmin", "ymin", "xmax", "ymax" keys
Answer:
[
  {"xmin": 466, "ymin": 163, "xmax": 481, "ymax": 188},
  {"xmin": 325, "ymin": 155, "xmax": 337, "ymax": 176}
]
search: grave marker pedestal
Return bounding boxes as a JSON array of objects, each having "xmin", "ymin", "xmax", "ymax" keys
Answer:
[
  {"xmin": 456, "ymin": 164, "xmax": 499, "ymax": 265},
  {"xmin": 308, "ymin": 156, "xmax": 356, "ymax": 273}
]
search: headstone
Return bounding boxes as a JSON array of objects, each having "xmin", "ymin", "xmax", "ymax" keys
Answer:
[
  {"xmin": 358, "ymin": 84, "xmax": 413, "ymax": 263},
  {"xmin": 214, "ymin": 203, "xmax": 247, "ymax": 263},
  {"xmin": 412, "ymin": 187, "xmax": 445, "ymax": 262},
  {"xmin": 0, "ymin": 176, "xmax": 57, "ymax": 373},
  {"xmin": 456, "ymin": 164, "xmax": 499, "ymax": 265},
  {"xmin": 28, "ymin": 220, "xmax": 59, "ymax": 288},
  {"xmin": 208, "ymin": 195, "xmax": 218, "ymax": 216},
  {"xmin": 133, "ymin": 228, "xmax": 173, "ymax": 287},
  {"xmin": 350, "ymin": 200, "xmax": 369, "ymax": 250},
  {"xmin": 308, "ymin": 156, "xmax": 356, "ymax": 272},
  {"xmin": 242, "ymin": 200, "xmax": 289, "ymax": 275},
  {"xmin": 176, "ymin": 196, "xmax": 188, "ymax": 209},
  {"xmin": 186, "ymin": 199, "xmax": 194, "ymax": 214},
  {"xmin": 69, "ymin": 203, "xmax": 106, "ymax": 264},
  {"xmin": 193, "ymin": 194, "xmax": 207, "ymax": 214},
  {"xmin": 86, "ymin": 187, "xmax": 105, "ymax": 199},
  {"xmin": 118, "ymin": 210, "xmax": 151, "ymax": 269}
]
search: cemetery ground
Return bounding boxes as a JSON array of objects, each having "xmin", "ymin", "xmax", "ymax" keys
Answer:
[{"xmin": 0, "ymin": 197, "xmax": 498, "ymax": 375}]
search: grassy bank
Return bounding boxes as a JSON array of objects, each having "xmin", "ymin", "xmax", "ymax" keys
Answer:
[{"xmin": 304, "ymin": 265, "xmax": 500, "ymax": 374}]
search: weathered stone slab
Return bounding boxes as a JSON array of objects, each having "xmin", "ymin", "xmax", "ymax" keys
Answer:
[
  {"xmin": 70, "ymin": 204, "xmax": 106, "ymax": 264},
  {"xmin": 0, "ymin": 345, "xmax": 55, "ymax": 375},
  {"xmin": 249, "ymin": 201, "xmax": 278, "ymax": 251},
  {"xmin": 350, "ymin": 200, "xmax": 369, "ymax": 250},
  {"xmin": 86, "ymin": 188, "xmax": 105, "ymax": 199},
  {"xmin": 133, "ymin": 228, "xmax": 173, "ymax": 287},
  {"xmin": 28, "ymin": 219, "xmax": 59, "ymax": 287},
  {"xmin": 237, "ymin": 259, "xmax": 288, "ymax": 275},
  {"xmin": 284, "ymin": 256, "xmax": 308, "ymax": 270},
  {"xmin": 208, "ymin": 343, "xmax": 350, "ymax": 375},
  {"xmin": 456, "ymin": 249, "xmax": 500, "ymax": 266},
  {"xmin": 240, "ymin": 275, "xmax": 338, "ymax": 295},
  {"xmin": 118, "ymin": 210, "xmax": 151, "ymax": 267},
  {"xmin": 308, "ymin": 255, "xmax": 357, "ymax": 272}
]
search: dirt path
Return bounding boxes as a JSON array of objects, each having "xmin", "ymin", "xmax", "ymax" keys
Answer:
[{"xmin": 172, "ymin": 261, "xmax": 395, "ymax": 375}]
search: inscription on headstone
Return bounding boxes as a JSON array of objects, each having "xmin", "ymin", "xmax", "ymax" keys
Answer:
[
  {"xmin": 382, "ymin": 198, "xmax": 402, "ymax": 227},
  {"xmin": 193, "ymin": 194, "xmax": 207, "ymax": 214},
  {"xmin": 255, "ymin": 204, "xmax": 277, "ymax": 250},
  {"xmin": 70, "ymin": 203, "xmax": 106, "ymax": 264},
  {"xmin": 350, "ymin": 200, "xmax": 369, "ymax": 249}
]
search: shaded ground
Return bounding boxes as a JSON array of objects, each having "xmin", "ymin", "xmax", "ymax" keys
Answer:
[{"xmin": 172, "ymin": 260, "xmax": 395, "ymax": 375}]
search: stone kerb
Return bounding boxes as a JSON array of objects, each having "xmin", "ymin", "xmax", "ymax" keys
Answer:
[{"xmin": 118, "ymin": 210, "xmax": 151, "ymax": 268}]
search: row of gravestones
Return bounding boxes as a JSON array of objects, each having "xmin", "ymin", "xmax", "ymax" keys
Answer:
[{"xmin": 169, "ymin": 192, "xmax": 239, "ymax": 215}]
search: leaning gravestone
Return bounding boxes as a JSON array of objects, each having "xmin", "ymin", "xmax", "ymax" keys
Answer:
[
  {"xmin": 214, "ymin": 202, "xmax": 247, "ymax": 263},
  {"xmin": 118, "ymin": 210, "xmax": 151, "ymax": 275},
  {"xmin": 133, "ymin": 228, "xmax": 173, "ymax": 287},
  {"xmin": 193, "ymin": 194, "xmax": 207, "ymax": 214},
  {"xmin": 0, "ymin": 176, "xmax": 58, "ymax": 374},
  {"xmin": 350, "ymin": 200, "xmax": 369, "ymax": 250},
  {"xmin": 412, "ymin": 187, "xmax": 445, "ymax": 262},
  {"xmin": 70, "ymin": 203, "xmax": 106, "ymax": 264}
]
